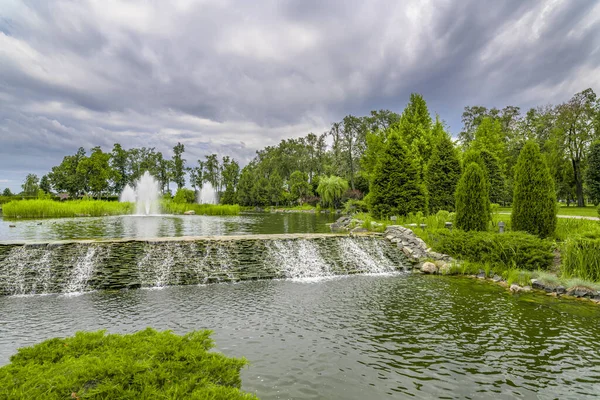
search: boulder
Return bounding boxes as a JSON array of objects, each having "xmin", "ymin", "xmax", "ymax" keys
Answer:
[
  {"xmin": 492, "ymin": 275, "xmax": 502, "ymax": 282},
  {"xmin": 420, "ymin": 262, "xmax": 438, "ymax": 274},
  {"xmin": 509, "ymin": 284, "xmax": 522, "ymax": 292},
  {"xmin": 350, "ymin": 227, "xmax": 369, "ymax": 234},
  {"xmin": 183, "ymin": 210, "xmax": 196, "ymax": 215}
]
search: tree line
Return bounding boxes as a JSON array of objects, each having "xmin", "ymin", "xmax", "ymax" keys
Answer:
[{"xmin": 4, "ymin": 88, "xmax": 600, "ymax": 211}]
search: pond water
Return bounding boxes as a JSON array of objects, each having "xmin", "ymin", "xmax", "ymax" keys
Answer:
[
  {"xmin": 0, "ymin": 212, "xmax": 336, "ymax": 242},
  {"xmin": 1, "ymin": 274, "xmax": 599, "ymax": 399}
]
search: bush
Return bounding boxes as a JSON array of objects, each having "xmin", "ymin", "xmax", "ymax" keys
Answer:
[
  {"xmin": 0, "ymin": 328, "xmax": 256, "ymax": 399},
  {"xmin": 425, "ymin": 132, "xmax": 461, "ymax": 213},
  {"xmin": 343, "ymin": 199, "xmax": 369, "ymax": 214},
  {"xmin": 512, "ymin": 141, "xmax": 557, "ymax": 238},
  {"xmin": 173, "ymin": 188, "xmax": 197, "ymax": 204},
  {"xmin": 426, "ymin": 229, "xmax": 554, "ymax": 271},
  {"xmin": 562, "ymin": 237, "xmax": 600, "ymax": 281},
  {"xmin": 455, "ymin": 163, "xmax": 489, "ymax": 231}
]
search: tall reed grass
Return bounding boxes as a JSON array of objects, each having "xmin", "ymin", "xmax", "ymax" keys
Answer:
[
  {"xmin": 561, "ymin": 237, "xmax": 600, "ymax": 282},
  {"xmin": 2, "ymin": 199, "xmax": 133, "ymax": 219},
  {"xmin": 162, "ymin": 202, "xmax": 240, "ymax": 216}
]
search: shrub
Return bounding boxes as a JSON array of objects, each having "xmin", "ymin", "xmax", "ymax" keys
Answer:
[
  {"xmin": 369, "ymin": 133, "xmax": 427, "ymax": 218},
  {"xmin": 173, "ymin": 188, "xmax": 197, "ymax": 204},
  {"xmin": 455, "ymin": 163, "xmax": 489, "ymax": 231},
  {"xmin": 0, "ymin": 328, "xmax": 256, "ymax": 399},
  {"xmin": 512, "ymin": 141, "xmax": 557, "ymax": 238},
  {"xmin": 343, "ymin": 199, "xmax": 369, "ymax": 214},
  {"xmin": 586, "ymin": 140, "xmax": 600, "ymax": 205},
  {"xmin": 561, "ymin": 237, "xmax": 600, "ymax": 281},
  {"xmin": 425, "ymin": 132, "xmax": 461, "ymax": 213},
  {"xmin": 427, "ymin": 229, "xmax": 554, "ymax": 271}
]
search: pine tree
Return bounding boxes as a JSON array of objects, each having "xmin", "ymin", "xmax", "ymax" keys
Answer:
[
  {"xmin": 455, "ymin": 163, "xmax": 489, "ymax": 231},
  {"xmin": 462, "ymin": 150, "xmax": 491, "ymax": 220},
  {"xmin": 512, "ymin": 141, "xmax": 557, "ymax": 238},
  {"xmin": 425, "ymin": 133, "xmax": 462, "ymax": 213},
  {"xmin": 585, "ymin": 140, "xmax": 600, "ymax": 205},
  {"xmin": 369, "ymin": 134, "xmax": 427, "ymax": 218}
]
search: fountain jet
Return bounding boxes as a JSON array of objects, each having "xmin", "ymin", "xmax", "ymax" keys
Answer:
[{"xmin": 120, "ymin": 171, "xmax": 161, "ymax": 215}]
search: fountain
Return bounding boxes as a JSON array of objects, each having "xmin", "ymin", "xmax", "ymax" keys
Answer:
[
  {"xmin": 119, "ymin": 171, "xmax": 161, "ymax": 215},
  {"xmin": 197, "ymin": 182, "xmax": 218, "ymax": 205}
]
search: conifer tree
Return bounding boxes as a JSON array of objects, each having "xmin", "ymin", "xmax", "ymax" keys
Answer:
[
  {"xmin": 512, "ymin": 141, "xmax": 557, "ymax": 238},
  {"xmin": 455, "ymin": 163, "xmax": 489, "ymax": 231},
  {"xmin": 479, "ymin": 150, "xmax": 506, "ymax": 205},
  {"xmin": 462, "ymin": 150, "xmax": 491, "ymax": 220},
  {"xmin": 425, "ymin": 133, "xmax": 462, "ymax": 213},
  {"xmin": 585, "ymin": 140, "xmax": 600, "ymax": 205},
  {"xmin": 369, "ymin": 134, "xmax": 427, "ymax": 218}
]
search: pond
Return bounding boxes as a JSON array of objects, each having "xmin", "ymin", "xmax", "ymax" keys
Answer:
[
  {"xmin": 0, "ymin": 212, "xmax": 336, "ymax": 242},
  {"xmin": 1, "ymin": 274, "xmax": 599, "ymax": 399}
]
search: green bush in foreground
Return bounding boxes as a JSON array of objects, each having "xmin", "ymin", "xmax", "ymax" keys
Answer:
[
  {"xmin": 0, "ymin": 328, "xmax": 257, "ymax": 400},
  {"xmin": 2, "ymin": 199, "xmax": 134, "ymax": 219},
  {"xmin": 562, "ymin": 237, "xmax": 600, "ymax": 282},
  {"xmin": 455, "ymin": 163, "xmax": 489, "ymax": 231},
  {"xmin": 511, "ymin": 141, "xmax": 557, "ymax": 238},
  {"xmin": 427, "ymin": 229, "xmax": 554, "ymax": 271}
]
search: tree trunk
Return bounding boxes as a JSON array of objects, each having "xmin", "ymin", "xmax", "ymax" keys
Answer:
[{"xmin": 572, "ymin": 158, "xmax": 585, "ymax": 207}]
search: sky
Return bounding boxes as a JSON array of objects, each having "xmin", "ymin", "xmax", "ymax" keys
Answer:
[{"xmin": 1, "ymin": 0, "xmax": 599, "ymax": 192}]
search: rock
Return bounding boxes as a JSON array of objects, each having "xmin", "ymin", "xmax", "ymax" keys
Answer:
[
  {"xmin": 509, "ymin": 284, "xmax": 522, "ymax": 292},
  {"xmin": 567, "ymin": 287, "xmax": 595, "ymax": 298},
  {"xmin": 401, "ymin": 247, "xmax": 414, "ymax": 257},
  {"xmin": 420, "ymin": 262, "xmax": 438, "ymax": 274},
  {"xmin": 476, "ymin": 271, "xmax": 486, "ymax": 279},
  {"xmin": 492, "ymin": 275, "xmax": 502, "ymax": 282},
  {"xmin": 531, "ymin": 279, "xmax": 545, "ymax": 290},
  {"xmin": 350, "ymin": 227, "xmax": 368, "ymax": 234},
  {"xmin": 556, "ymin": 286, "xmax": 566, "ymax": 294},
  {"xmin": 437, "ymin": 262, "xmax": 450, "ymax": 274},
  {"xmin": 183, "ymin": 210, "xmax": 196, "ymax": 215},
  {"xmin": 521, "ymin": 286, "xmax": 532, "ymax": 292}
]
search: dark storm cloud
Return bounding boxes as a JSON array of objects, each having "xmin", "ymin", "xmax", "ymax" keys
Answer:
[{"xmin": 0, "ymin": 0, "xmax": 599, "ymax": 191}]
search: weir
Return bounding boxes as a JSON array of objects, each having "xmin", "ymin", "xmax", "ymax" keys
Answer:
[{"xmin": 0, "ymin": 234, "xmax": 408, "ymax": 296}]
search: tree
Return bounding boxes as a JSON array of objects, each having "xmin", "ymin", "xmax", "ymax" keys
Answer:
[
  {"xmin": 268, "ymin": 172, "xmax": 284, "ymax": 206},
  {"xmin": 39, "ymin": 175, "xmax": 52, "ymax": 194},
  {"xmin": 76, "ymin": 147, "xmax": 112, "ymax": 198},
  {"xmin": 555, "ymin": 88, "xmax": 599, "ymax": 207},
  {"xmin": 173, "ymin": 188, "xmax": 196, "ymax": 204},
  {"xmin": 425, "ymin": 132, "xmax": 461, "ymax": 213},
  {"xmin": 369, "ymin": 134, "xmax": 426, "ymax": 218},
  {"xmin": 585, "ymin": 140, "xmax": 600, "ymax": 205},
  {"xmin": 48, "ymin": 147, "xmax": 87, "ymax": 197},
  {"xmin": 251, "ymin": 176, "xmax": 269, "ymax": 206},
  {"xmin": 455, "ymin": 163, "xmax": 489, "ymax": 232},
  {"xmin": 479, "ymin": 150, "xmax": 505, "ymax": 205},
  {"xmin": 220, "ymin": 157, "xmax": 240, "ymax": 205},
  {"xmin": 171, "ymin": 142, "xmax": 186, "ymax": 190},
  {"xmin": 288, "ymin": 171, "xmax": 311, "ymax": 203},
  {"xmin": 110, "ymin": 143, "xmax": 129, "ymax": 194},
  {"xmin": 237, "ymin": 167, "xmax": 255, "ymax": 206},
  {"xmin": 512, "ymin": 141, "xmax": 557, "ymax": 238},
  {"xmin": 471, "ymin": 117, "xmax": 505, "ymax": 160},
  {"xmin": 203, "ymin": 154, "xmax": 220, "ymax": 190},
  {"xmin": 459, "ymin": 105, "xmax": 489, "ymax": 146},
  {"xmin": 2, "ymin": 188, "xmax": 12, "ymax": 196},
  {"xmin": 21, "ymin": 174, "xmax": 39, "ymax": 196},
  {"xmin": 316, "ymin": 176, "xmax": 349, "ymax": 209},
  {"xmin": 397, "ymin": 93, "xmax": 434, "ymax": 176}
]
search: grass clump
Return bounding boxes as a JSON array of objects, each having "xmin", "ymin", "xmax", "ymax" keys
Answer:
[
  {"xmin": 3, "ymin": 199, "xmax": 133, "ymax": 219},
  {"xmin": 561, "ymin": 237, "xmax": 600, "ymax": 281},
  {"xmin": 426, "ymin": 229, "xmax": 554, "ymax": 271},
  {"xmin": 163, "ymin": 202, "xmax": 241, "ymax": 216},
  {"xmin": 504, "ymin": 269, "xmax": 533, "ymax": 287},
  {"xmin": 0, "ymin": 328, "xmax": 257, "ymax": 400}
]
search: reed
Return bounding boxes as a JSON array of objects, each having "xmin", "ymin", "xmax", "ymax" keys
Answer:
[
  {"xmin": 2, "ymin": 199, "xmax": 133, "ymax": 219},
  {"xmin": 162, "ymin": 202, "xmax": 241, "ymax": 216},
  {"xmin": 561, "ymin": 237, "xmax": 600, "ymax": 282}
]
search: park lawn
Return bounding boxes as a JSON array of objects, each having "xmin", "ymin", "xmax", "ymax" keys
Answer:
[{"xmin": 498, "ymin": 206, "xmax": 598, "ymax": 218}]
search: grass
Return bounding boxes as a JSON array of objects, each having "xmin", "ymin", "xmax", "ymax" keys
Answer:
[
  {"xmin": 2, "ymin": 199, "xmax": 133, "ymax": 219},
  {"xmin": 499, "ymin": 205, "xmax": 599, "ymax": 218},
  {"xmin": 561, "ymin": 237, "xmax": 600, "ymax": 281},
  {"xmin": 163, "ymin": 202, "xmax": 241, "ymax": 216},
  {"xmin": 0, "ymin": 328, "xmax": 256, "ymax": 399}
]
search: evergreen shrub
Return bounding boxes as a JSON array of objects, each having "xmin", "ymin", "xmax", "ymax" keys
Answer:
[
  {"xmin": 425, "ymin": 133, "xmax": 461, "ymax": 213},
  {"xmin": 454, "ymin": 163, "xmax": 489, "ymax": 231}
]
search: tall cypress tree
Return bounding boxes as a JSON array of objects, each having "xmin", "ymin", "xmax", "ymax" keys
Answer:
[
  {"xmin": 479, "ymin": 150, "xmax": 506, "ymax": 205},
  {"xmin": 585, "ymin": 140, "xmax": 600, "ymax": 205},
  {"xmin": 455, "ymin": 163, "xmax": 489, "ymax": 231},
  {"xmin": 512, "ymin": 141, "xmax": 557, "ymax": 238},
  {"xmin": 425, "ymin": 133, "xmax": 462, "ymax": 213},
  {"xmin": 369, "ymin": 134, "xmax": 427, "ymax": 218},
  {"xmin": 462, "ymin": 150, "xmax": 491, "ymax": 221}
]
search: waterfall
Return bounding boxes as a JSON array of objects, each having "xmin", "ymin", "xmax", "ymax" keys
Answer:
[{"xmin": 0, "ymin": 236, "xmax": 407, "ymax": 296}]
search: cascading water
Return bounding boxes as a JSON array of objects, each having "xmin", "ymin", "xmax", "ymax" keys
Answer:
[
  {"xmin": 0, "ymin": 236, "xmax": 407, "ymax": 296},
  {"xmin": 198, "ymin": 182, "xmax": 218, "ymax": 205},
  {"xmin": 119, "ymin": 171, "xmax": 161, "ymax": 215}
]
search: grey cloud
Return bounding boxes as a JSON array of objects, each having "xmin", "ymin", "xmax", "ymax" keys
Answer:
[{"xmin": 0, "ymin": 0, "xmax": 599, "ymax": 191}]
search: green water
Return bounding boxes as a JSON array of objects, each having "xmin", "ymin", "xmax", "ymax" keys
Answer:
[{"xmin": 1, "ymin": 274, "xmax": 599, "ymax": 399}]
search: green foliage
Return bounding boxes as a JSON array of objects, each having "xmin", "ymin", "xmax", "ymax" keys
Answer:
[
  {"xmin": 343, "ymin": 199, "xmax": 369, "ymax": 214},
  {"xmin": 163, "ymin": 202, "xmax": 240, "ymax": 216},
  {"xmin": 2, "ymin": 187, "xmax": 12, "ymax": 196},
  {"xmin": 470, "ymin": 117, "xmax": 505, "ymax": 160},
  {"xmin": 455, "ymin": 163, "xmax": 489, "ymax": 231},
  {"xmin": 171, "ymin": 142, "xmax": 186, "ymax": 190},
  {"xmin": 3, "ymin": 200, "xmax": 133, "ymax": 219},
  {"xmin": 585, "ymin": 140, "xmax": 600, "ymax": 205},
  {"xmin": 76, "ymin": 146, "xmax": 113, "ymax": 198},
  {"xmin": 369, "ymin": 134, "xmax": 427, "ymax": 218},
  {"xmin": 426, "ymin": 229, "xmax": 554, "ymax": 271},
  {"xmin": 173, "ymin": 188, "xmax": 196, "ymax": 204},
  {"xmin": 267, "ymin": 172, "xmax": 284, "ymax": 206},
  {"xmin": 562, "ymin": 237, "xmax": 600, "ymax": 282},
  {"xmin": 39, "ymin": 175, "xmax": 51, "ymax": 193},
  {"xmin": 21, "ymin": 173, "xmax": 39, "ymax": 196},
  {"xmin": 425, "ymin": 132, "xmax": 461, "ymax": 213},
  {"xmin": 479, "ymin": 150, "xmax": 505, "ymax": 204},
  {"xmin": 316, "ymin": 175, "xmax": 348, "ymax": 208},
  {"xmin": 288, "ymin": 171, "xmax": 311, "ymax": 203},
  {"xmin": 0, "ymin": 328, "xmax": 256, "ymax": 399},
  {"xmin": 512, "ymin": 141, "xmax": 557, "ymax": 238},
  {"xmin": 251, "ymin": 176, "xmax": 270, "ymax": 206},
  {"xmin": 504, "ymin": 269, "xmax": 533, "ymax": 287}
]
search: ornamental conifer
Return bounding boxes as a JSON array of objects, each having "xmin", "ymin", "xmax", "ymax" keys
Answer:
[
  {"xmin": 455, "ymin": 163, "xmax": 489, "ymax": 231},
  {"xmin": 511, "ymin": 141, "xmax": 557, "ymax": 238},
  {"xmin": 425, "ymin": 133, "xmax": 461, "ymax": 213},
  {"xmin": 369, "ymin": 134, "xmax": 427, "ymax": 218}
]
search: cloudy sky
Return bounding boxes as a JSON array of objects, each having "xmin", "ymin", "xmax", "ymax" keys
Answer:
[{"xmin": 1, "ymin": 0, "xmax": 599, "ymax": 192}]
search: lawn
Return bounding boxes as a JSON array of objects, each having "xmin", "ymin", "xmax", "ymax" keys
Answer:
[{"xmin": 499, "ymin": 205, "xmax": 598, "ymax": 218}]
